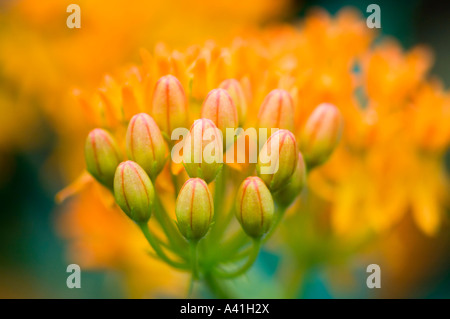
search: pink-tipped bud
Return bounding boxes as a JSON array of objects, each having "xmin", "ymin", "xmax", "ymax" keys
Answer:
[
  {"xmin": 183, "ymin": 119, "xmax": 223, "ymax": 183},
  {"xmin": 201, "ymin": 88, "xmax": 238, "ymax": 134},
  {"xmin": 126, "ymin": 113, "xmax": 167, "ymax": 180},
  {"xmin": 219, "ymin": 79, "xmax": 248, "ymax": 126},
  {"xmin": 273, "ymin": 152, "xmax": 307, "ymax": 207},
  {"xmin": 256, "ymin": 129, "xmax": 298, "ymax": 192},
  {"xmin": 175, "ymin": 178, "xmax": 214, "ymax": 240},
  {"xmin": 152, "ymin": 75, "xmax": 188, "ymax": 135},
  {"xmin": 113, "ymin": 161, "xmax": 155, "ymax": 223},
  {"xmin": 236, "ymin": 176, "xmax": 274, "ymax": 238},
  {"xmin": 300, "ymin": 103, "xmax": 343, "ymax": 167},
  {"xmin": 257, "ymin": 89, "xmax": 295, "ymax": 131},
  {"xmin": 85, "ymin": 128, "xmax": 122, "ymax": 189}
]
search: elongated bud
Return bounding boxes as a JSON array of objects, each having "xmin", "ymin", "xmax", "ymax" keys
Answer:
[
  {"xmin": 175, "ymin": 178, "xmax": 214, "ymax": 240},
  {"xmin": 114, "ymin": 161, "xmax": 155, "ymax": 223},
  {"xmin": 219, "ymin": 79, "xmax": 248, "ymax": 126},
  {"xmin": 300, "ymin": 103, "xmax": 343, "ymax": 167},
  {"xmin": 201, "ymin": 88, "xmax": 238, "ymax": 135},
  {"xmin": 273, "ymin": 152, "xmax": 307, "ymax": 207},
  {"xmin": 235, "ymin": 176, "xmax": 274, "ymax": 238},
  {"xmin": 126, "ymin": 113, "xmax": 167, "ymax": 180},
  {"xmin": 257, "ymin": 129, "xmax": 298, "ymax": 192},
  {"xmin": 85, "ymin": 128, "xmax": 122, "ymax": 189},
  {"xmin": 257, "ymin": 89, "xmax": 295, "ymax": 131},
  {"xmin": 183, "ymin": 119, "xmax": 223, "ymax": 183},
  {"xmin": 152, "ymin": 75, "xmax": 188, "ymax": 135}
]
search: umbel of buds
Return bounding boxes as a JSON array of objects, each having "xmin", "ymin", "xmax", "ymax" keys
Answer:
[
  {"xmin": 273, "ymin": 152, "xmax": 307, "ymax": 207},
  {"xmin": 126, "ymin": 113, "xmax": 167, "ymax": 181},
  {"xmin": 257, "ymin": 129, "xmax": 298, "ymax": 192},
  {"xmin": 85, "ymin": 128, "xmax": 122, "ymax": 190},
  {"xmin": 235, "ymin": 176, "xmax": 274, "ymax": 238},
  {"xmin": 257, "ymin": 89, "xmax": 295, "ymax": 132},
  {"xmin": 201, "ymin": 88, "xmax": 238, "ymax": 149},
  {"xmin": 183, "ymin": 119, "xmax": 223, "ymax": 183},
  {"xmin": 175, "ymin": 178, "xmax": 214, "ymax": 240},
  {"xmin": 299, "ymin": 103, "xmax": 343, "ymax": 168},
  {"xmin": 152, "ymin": 75, "xmax": 188, "ymax": 135},
  {"xmin": 114, "ymin": 161, "xmax": 155, "ymax": 223},
  {"xmin": 219, "ymin": 79, "xmax": 247, "ymax": 126}
]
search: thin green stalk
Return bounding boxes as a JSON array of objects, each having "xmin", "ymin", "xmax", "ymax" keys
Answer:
[
  {"xmin": 138, "ymin": 222, "xmax": 189, "ymax": 270},
  {"xmin": 153, "ymin": 194, "xmax": 189, "ymax": 257},
  {"xmin": 216, "ymin": 230, "xmax": 250, "ymax": 262},
  {"xmin": 214, "ymin": 238, "xmax": 261, "ymax": 279},
  {"xmin": 169, "ymin": 161, "xmax": 180, "ymax": 199},
  {"xmin": 189, "ymin": 240, "xmax": 199, "ymax": 280},
  {"xmin": 204, "ymin": 273, "xmax": 234, "ymax": 299},
  {"xmin": 262, "ymin": 206, "xmax": 286, "ymax": 244}
]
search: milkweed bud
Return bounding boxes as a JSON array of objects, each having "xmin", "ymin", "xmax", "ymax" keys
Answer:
[
  {"xmin": 257, "ymin": 89, "xmax": 295, "ymax": 132},
  {"xmin": 114, "ymin": 161, "xmax": 155, "ymax": 223},
  {"xmin": 126, "ymin": 113, "xmax": 167, "ymax": 181},
  {"xmin": 201, "ymin": 88, "xmax": 238, "ymax": 136},
  {"xmin": 299, "ymin": 103, "xmax": 343, "ymax": 168},
  {"xmin": 273, "ymin": 152, "xmax": 307, "ymax": 207},
  {"xmin": 85, "ymin": 128, "xmax": 122, "ymax": 189},
  {"xmin": 183, "ymin": 119, "xmax": 223, "ymax": 183},
  {"xmin": 176, "ymin": 178, "xmax": 214, "ymax": 240},
  {"xmin": 257, "ymin": 129, "xmax": 297, "ymax": 192},
  {"xmin": 219, "ymin": 79, "xmax": 248, "ymax": 126},
  {"xmin": 152, "ymin": 75, "xmax": 188, "ymax": 135},
  {"xmin": 235, "ymin": 176, "xmax": 274, "ymax": 238}
]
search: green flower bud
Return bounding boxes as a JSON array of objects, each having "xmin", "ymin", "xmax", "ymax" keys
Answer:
[
  {"xmin": 299, "ymin": 103, "xmax": 343, "ymax": 168},
  {"xmin": 256, "ymin": 129, "xmax": 298, "ymax": 192},
  {"xmin": 152, "ymin": 75, "xmax": 188, "ymax": 135},
  {"xmin": 201, "ymin": 88, "xmax": 238, "ymax": 134},
  {"xmin": 219, "ymin": 79, "xmax": 248, "ymax": 126},
  {"xmin": 183, "ymin": 119, "xmax": 223, "ymax": 183},
  {"xmin": 257, "ymin": 89, "xmax": 295, "ymax": 132},
  {"xmin": 126, "ymin": 113, "xmax": 167, "ymax": 181},
  {"xmin": 273, "ymin": 152, "xmax": 307, "ymax": 207},
  {"xmin": 85, "ymin": 128, "xmax": 122, "ymax": 189},
  {"xmin": 175, "ymin": 178, "xmax": 214, "ymax": 240},
  {"xmin": 235, "ymin": 176, "xmax": 274, "ymax": 238},
  {"xmin": 114, "ymin": 161, "xmax": 155, "ymax": 223}
]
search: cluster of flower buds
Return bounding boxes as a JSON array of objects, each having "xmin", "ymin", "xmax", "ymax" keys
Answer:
[{"xmin": 83, "ymin": 73, "xmax": 343, "ymax": 278}]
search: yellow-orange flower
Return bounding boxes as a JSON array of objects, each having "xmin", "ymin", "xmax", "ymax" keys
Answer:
[{"xmin": 43, "ymin": 7, "xmax": 449, "ymax": 297}]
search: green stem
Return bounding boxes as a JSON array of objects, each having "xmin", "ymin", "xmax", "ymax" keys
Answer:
[
  {"xmin": 189, "ymin": 240, "xmax": 199, "ymax": 280},
  {"xmin": 138, "ymin": 222, "xmax": 189, "ymax": 270},
  {"xmin": 204, "ymin": 273, "xmax": 233, "ymax": 299},
  {"xmin": 214, "ymin": 238, "xmax": 261, "ymax": 279},
  {"xmin": 262, "ymin": 206, "xmax": 286, "ymax": 244},
  {"xmin": 153, "ymin": 194, "xmax": 189, "ymax": 257},
  {"xmin": 169, "ymin": 161, "xmax": 180, "ymax": 199},
  {"xmin": 216, "ymin": 230, "xmax": 250, "ymax": 262},
  {"xmin": 213, "ymin": 166, "xmax": 225, "ymax": 219}
]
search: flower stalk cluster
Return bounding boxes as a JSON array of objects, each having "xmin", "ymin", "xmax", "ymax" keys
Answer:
[{"xmin": 83, "ymin": 73, "xmax": 342, "ymax": 294}]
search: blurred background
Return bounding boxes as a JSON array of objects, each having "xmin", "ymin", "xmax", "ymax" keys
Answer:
[{"xmin": 0, "ymin": 0, "xmax": 449, "ymax": 298}]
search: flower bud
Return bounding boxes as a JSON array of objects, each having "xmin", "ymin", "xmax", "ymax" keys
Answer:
[
  {"xmin": 257, "ymin": 89, "xmax": 295, "ymax": 132},
  {"xmin": 273, "ymin": 152, "xmax": 307, "ymax": 207},
  {"xmin": 114, "ymin": 161, "xmax": 155, "ymax": 223},
  {"xmin": 85, "ymin": 128, "xmax": 122, "ymax": 189},
  {"xmin": 299, "ymin": 103, "xmax": 343, "ymax": 167},
  {"xmin": 201, "ymin": 88, "xmax": 238, "ymax": 134},
  {"xmin": 219, "ymin": 79, "xmax": 248, "ymax": 126},
  {"xmin": 152, "ymin": 75, "xmax": 188, "ymax": 135},
  {"xmin": 183, "ymin": 119, "xmax": 223, "ymax": 183},
  {"xmin": 126, "ymin": 113, "xmax": 167, "ymax": 180},
  {"xmin": 175, "ymin": 178, "xmax": 214, "ymax": 240},
  {"xmin": 256, "ymin": 129, "xmax": 298, "ymax": 192},
  {"xmin": 235, "ymin": 176, "xmax": 274, "ymax": 238}
]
